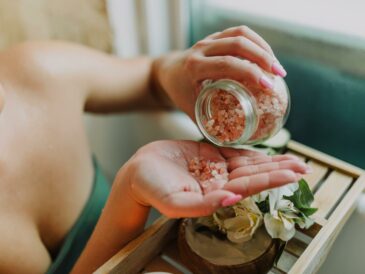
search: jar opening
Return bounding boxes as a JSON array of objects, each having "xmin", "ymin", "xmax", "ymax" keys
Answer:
[{"xmin": 195, "ymin": 80, "xmax": 258, "ymax": 146}]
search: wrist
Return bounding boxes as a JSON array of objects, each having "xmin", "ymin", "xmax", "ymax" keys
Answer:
[
  {"xmin": 115, "ymin": 161, "xmax": 150, "ymax": 208},
  {"xmin": 103, "ymin": 163, "xmax": 150, "ymax": 231},
  {"xmin": 151, "ymin": 56, "xmax": 173, "ymax": 107}
]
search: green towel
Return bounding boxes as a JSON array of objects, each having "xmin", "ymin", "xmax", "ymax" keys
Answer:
[{"xmin": 279, "ymin": 54, "xmax": 365, "ymax": 168}]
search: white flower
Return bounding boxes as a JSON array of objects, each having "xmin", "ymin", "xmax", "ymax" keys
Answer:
[
  {"xmin": 254, "ymin": 183, "xmax": 300, "ymax": 242},
  {"xmin": 213, "ymin": 197, "xmax": 263, "ymax": 243},
  {"xmin": 253, "ymin": 182, "xmax": 298, "ymax": 204},
  {"xmin": 252, "ymin": 190, "xmax": 269, "ymax": 203},
  {"xmin": 197, "ymin": 182, "xmax": 315, "ymax": 243},
  {"xmin": 264, "ymin": 211, "xmax": 296, "ymax": 241}
]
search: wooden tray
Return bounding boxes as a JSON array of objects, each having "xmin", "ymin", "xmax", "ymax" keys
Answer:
[{"xmin": 95, "ymin": 140, "xmax": 365, "ymax": 274}]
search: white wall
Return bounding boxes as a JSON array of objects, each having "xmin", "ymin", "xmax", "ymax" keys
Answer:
[
  {"xmin": 84, "ymin": 0, "xmax": 198, "ymax": 180},
  {"xmin": 318, "ymin": 210, "xmax": 365, "ymax": 274}
]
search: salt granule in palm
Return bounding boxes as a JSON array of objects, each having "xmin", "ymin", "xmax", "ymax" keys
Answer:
[{"xmin": 188, "ymin": 157, "xmax": 228, "ymax": 194}]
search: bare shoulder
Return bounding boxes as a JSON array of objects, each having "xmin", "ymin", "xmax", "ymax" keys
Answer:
[
  {"xmin": 0, "ymin": 41, "xmax": 106, "ymax": 100},
  {"xmin": 0, "ymin": 212, "xmax": 51, "ymax": 274},
  {"xmin": 0, "ymin": 42, "xmax": 67, "ymax": 89}
]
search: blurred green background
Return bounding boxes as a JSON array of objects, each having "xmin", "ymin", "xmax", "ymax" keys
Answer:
[{"xmin": 189, "ymin": 0, "xmax": 365, "ymax": 169}]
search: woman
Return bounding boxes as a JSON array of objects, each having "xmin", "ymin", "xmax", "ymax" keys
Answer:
[{"xmin": 0, "ymin": 26, "xmax": 309, "ymax": 274}]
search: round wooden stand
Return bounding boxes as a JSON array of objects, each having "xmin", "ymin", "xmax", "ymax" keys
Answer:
[{"xmin": 178, "ymin": 219, "xmax": 281, "ymax": 274}]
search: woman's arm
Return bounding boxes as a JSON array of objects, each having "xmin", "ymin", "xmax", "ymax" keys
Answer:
[
  {"xmin": 70, "ymin": 165, "xmax": 150, "ymax": 274},
  {"xmin": 1, "ymin": 25, "xmax": 286, "ymax": 118},
  {"xmin": 0, "ymin": 41, "xmax": 169, "ymax": 113}
]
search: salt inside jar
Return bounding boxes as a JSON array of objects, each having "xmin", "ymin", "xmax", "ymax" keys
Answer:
[{"xmin": 195, "ymin": 76, "xmax": 290, "ymax": 147}]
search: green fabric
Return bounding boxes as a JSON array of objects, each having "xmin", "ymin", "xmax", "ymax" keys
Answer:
[
  {"xmin": 279, "ymin": 54, "xmax": 365, "ymax": 168},
  {"xmin": 46, "ymin": 158, "xmax": 110, "ymax": 274}
]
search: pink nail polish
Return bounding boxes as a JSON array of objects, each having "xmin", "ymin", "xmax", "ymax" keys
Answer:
[
  {"xmin": 221, "ymin": 194, "xmax": 242, "ymax": 207},
  {"xmin": 272, "ymin": 62, "xmax": 287, "ymax": 77},
  {"xmin": 259, "ymin": 75, "xmax": 274, "ymax": 89}
]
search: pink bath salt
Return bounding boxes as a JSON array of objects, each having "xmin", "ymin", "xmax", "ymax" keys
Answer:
[
  {"xmin": 203, "ymin": 81, "xmax": 288, "ymax": 143},
  {"xmin": 248, "ymin": 85, "xmax": 288, "ymax": 141},
  {"xmin": 204, "ymin": 90, "xmax": 245, "ymax": 143},
  {"xmin": 188, "ymin": 157, "xmax": 229, "ymax": 194}
]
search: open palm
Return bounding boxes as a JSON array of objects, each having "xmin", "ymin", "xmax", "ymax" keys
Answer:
[{"xmin": 127, "ymin": 140, "xmax": 308, "ymax": 218}]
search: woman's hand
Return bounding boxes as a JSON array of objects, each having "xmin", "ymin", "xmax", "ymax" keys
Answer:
[
  {"xmin": 72, "ymin": 140, "xmax": 310, "ymax": 273},
  {"xmin": 120, "ymin": 140, "xmax": 309, "ymax": 218},
  {"xmin": 154, "ymin": 26, "xmax": 287, "ymax": 119}
]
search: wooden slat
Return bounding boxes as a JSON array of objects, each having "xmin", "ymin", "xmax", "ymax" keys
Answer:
[
  {"xmin": 312, "ymin": 171, "xmax": 353, "ymax": 219},
  {"xmin": 288, "ymin": 140, "xmax": 364, "ymax": 177},
  {"xmin": 270, "ymin": 267, "xmax": 286, "ymax": 274},
  {"xmin": 143, "ymin": 256, "xmax": 184, "ymax": 274},
  {"xmin": 303, "ymin": 160, "xmax": 329, "ymax": 190},
  {"xmin": 285, "ymin": 238, "xmax": 307, "ymax": 257},
  {"xmin": 285, "ymin": 150, "xmax": 306, "ymax": 161},
  {"xmin": 289, "ymin": 175, "xmax": 365, "ymax": 274},
  {"xmin": 95, "ymin": 217, "xmax": 178, "ymax": 274},
  {"xmin": 161, "ymin": 255, "xmax": 192, "ymax": 274},
  {"xmin": 294, "ymin": 230, "xmax": 312, "ymax": 245},
  {"xmin": 276, "ymin": 251, "xmax": 297, "ymax": 272},
  {"xmin": 297, "ymin": 219, "xmax": 326, "ymax": 239}
]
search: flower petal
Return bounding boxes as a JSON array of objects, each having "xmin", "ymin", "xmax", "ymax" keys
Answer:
[
  {"xmin": 264, "ymin": 213, "xmax": 296, "ymax": 241},
  {"xmin": 252, "ymin": 190, "xmax": 269, "ymax": 203}
]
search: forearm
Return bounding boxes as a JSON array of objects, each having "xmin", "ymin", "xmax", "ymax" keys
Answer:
[
  {"xmin": 71, "ymin": 167, "xmax": 150, "ymax": 274},
  {"xmin": 84, "ymin": 55, "xmax": 172, "ymax": 113},
  {"xmin": 1, "ymin": 41, "xmax": 173, "ymax": 114}
]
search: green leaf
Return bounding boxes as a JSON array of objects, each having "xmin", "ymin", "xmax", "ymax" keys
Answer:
[
  {"xmin": 284, "ymin": 179, "xmax": 315, "ymax": 211},
  {"xmin": 299, "ymin": 179, "xmax": 315, "ymax": 205},
  {"xmin": 300, "ymin": 207, "xmax": 318, "ymax": 217},
  {"xmin": 256, "ymin": 197, "xmax": 270, "ymax": 213}
]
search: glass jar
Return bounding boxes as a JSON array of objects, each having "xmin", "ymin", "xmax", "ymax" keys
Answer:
[{"xmin": 195, "ymin": 77, "xmax": 290, "ymax": 147}]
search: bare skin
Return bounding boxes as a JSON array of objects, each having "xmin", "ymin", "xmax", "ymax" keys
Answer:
[
  {"xmin": 0, "ymin": 26, "xmax": 306, "ymax": 274},
  {"xmin": 0, "ymin": 42, "xmax": 160, "ymax": 273}
]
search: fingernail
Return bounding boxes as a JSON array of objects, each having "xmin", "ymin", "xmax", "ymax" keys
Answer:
[
  {"xmin": 221, "ymin": 194, "xmax": 242, "ymax": 207},
  {"xmin": 272, "ymin": 62, "xmax": 287, "ymax": 77},
  {"xmin": 259, "ymin": 75, "xmax": 274, "ymax": 89}
]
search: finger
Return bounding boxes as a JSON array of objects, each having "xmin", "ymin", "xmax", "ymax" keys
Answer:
[
  {"xmin": 191, "ymin": 55, "xmax": 275, "ymax": 89},
  {"xmin": 229, "ymin": 159, "xmax": 310, "ymax": 180},
  {"xmin": 224, "ymin": 169, "xmax": 298, "ymax": 197},
  {"xmin": 228, "ymin": 154, "xmax": 299, "ymax": 171},
  {"xmin": 219, "ymin": 147, "xmax": 264, "ymax": 159},
  {"xmin": 208, "ymin": 26, "xmax": 274, "ymax": 55},
  {"xmin": 160, "ymin": 190, "xmax": 241, "ymax": 218},
  {"xmin": 205, "ymin": 31, "xmax": 222, "ymax": 40},
  {"xmin": 203, "ymin": 37, "xmax": 277, "ymax": 75}
]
